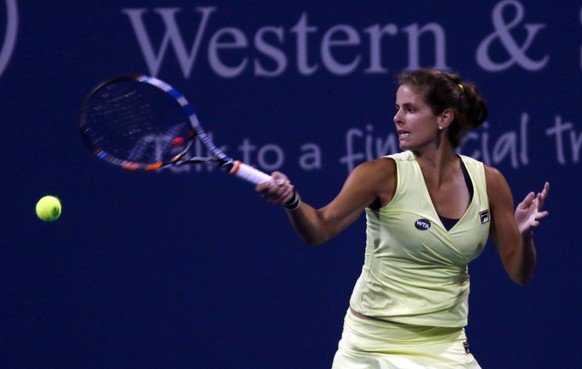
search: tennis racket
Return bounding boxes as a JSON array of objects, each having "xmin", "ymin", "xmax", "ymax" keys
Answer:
[{"xmin": 79, "ymin": 74, "xmax": 272, "ymax": 185}]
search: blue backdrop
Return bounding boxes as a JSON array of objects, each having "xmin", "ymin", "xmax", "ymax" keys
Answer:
[{"xmin": 1, "ymin": 1, "xmax": 580, "ymax": 368}]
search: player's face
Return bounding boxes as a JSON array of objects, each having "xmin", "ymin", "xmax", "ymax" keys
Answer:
[{"xmin": 393, "ymin": 84, "xmax": 440, "ymax": 151}]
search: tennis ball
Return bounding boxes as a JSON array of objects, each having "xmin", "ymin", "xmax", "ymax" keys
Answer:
[{"xmin": 35, "ymin": 195, "xmax": 62, "ymax": 222}]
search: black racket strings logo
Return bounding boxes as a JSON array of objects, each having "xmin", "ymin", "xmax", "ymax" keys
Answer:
[{"xmin": 127, "ymin": 123, "xmax": 189, "ymax": 163}]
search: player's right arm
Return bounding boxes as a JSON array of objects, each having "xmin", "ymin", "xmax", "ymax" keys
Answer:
[{"xmin": 257, "ymin": 158, "xmax": 396, "ymax": 245}]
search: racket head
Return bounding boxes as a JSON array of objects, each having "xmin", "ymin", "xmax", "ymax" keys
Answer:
[{"xmin": 79, "ymin": 75, "xmax": 202, "ymax": 171}]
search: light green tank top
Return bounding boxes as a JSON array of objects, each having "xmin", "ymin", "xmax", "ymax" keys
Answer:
[{"xmin": 349, "ymin": 151, "xmax": 491, "ymax": 327}]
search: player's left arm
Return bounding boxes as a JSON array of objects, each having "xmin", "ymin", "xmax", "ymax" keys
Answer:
[{"xmin": 485, "ymin": 166, "xmax": 550, "ymax": 285}]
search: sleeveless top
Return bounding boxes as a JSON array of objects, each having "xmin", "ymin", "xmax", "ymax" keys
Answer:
[{"xmin": 349, "ymin": 151, "xmax": 491, "ymax": 327}]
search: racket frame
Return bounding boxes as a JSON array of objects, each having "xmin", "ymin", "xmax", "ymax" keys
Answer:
[{"xmin": 80, "ymin": 74, "xmax": 272, "ymax": 185}]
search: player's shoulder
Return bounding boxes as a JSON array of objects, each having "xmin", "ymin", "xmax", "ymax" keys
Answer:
[
  {"xmin": 483, "ymin": 163, "xmax": 506, "ymax": 182},
  {"xmin": 358, "ymin": 150, "xmax": 413, "ymax": 172},
  {"xmin": 483, "ymin": 164, "xmax": 512, "ymax": 200},
  {"xmin": 355, "ymin": 156, "xmax": 396, "ymax": 175},
  {"xmin": 348, "ymin": 156, "xmax": 397, "ymax": 191}
]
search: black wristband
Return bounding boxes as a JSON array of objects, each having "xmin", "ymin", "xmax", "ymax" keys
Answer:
[{"xmin": 284, "ymin": 191, "xmax": 301, "ymax": 211}]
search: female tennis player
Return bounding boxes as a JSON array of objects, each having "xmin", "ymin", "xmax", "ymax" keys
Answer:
[{"xmin": 257, "ymin": 69, "xmax": 550, "ymax": 368}]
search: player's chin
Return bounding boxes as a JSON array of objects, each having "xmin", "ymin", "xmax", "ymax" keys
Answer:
[
  {"xmin": 398, "ymin": 135, "xmax": 412, "ymax": 150},
  {"xmin": 398, "ymin": 141, "xmax": 411, "ymax": 151}
]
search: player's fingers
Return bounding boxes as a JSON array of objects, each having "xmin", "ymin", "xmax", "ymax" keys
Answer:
[
  {"xmin": 255, "ymin": 180, "xmax": 272, "ymax": 192},
  {"xmin": 530, "ymin": 219, "xmax": 540, "ymax": 228},
  {"xmin": 256, "ymin": 171, "xmax": 290, "ymax": 193},
  {"xmin": 535, "ymin": 193, "xmax": 545, "ymax": 210},
  {"xmin": 271, "ymin": 171, "xmax": 289, "ymax": 183},
  {"xmin": 257, "ymin": 183, "xmax": 294, "ymax": 205},
  {"xmin": 267, "ymin": 189, "xmax": 293, "ymax": 205},
  {"xmin": 274, "ymin": 180, "xmax": 294, "ymax": 202},
  {"xmin": 255, "ymin": 171, "xmax": 298, "ymax": 206},
  {"xmin": 540, "ymin": 182, "xmax": 550, "ymax": 199},
  {"xmin": 518, "ymin": 192, "xmax": 535, "ymax": 209}
]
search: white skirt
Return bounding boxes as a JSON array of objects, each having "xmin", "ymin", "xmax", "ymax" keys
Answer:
[{"xmin": 331, "ymin": 309, "xmax": 482, "ymax": 369}]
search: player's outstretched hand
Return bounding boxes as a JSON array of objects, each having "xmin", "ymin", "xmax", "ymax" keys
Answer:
[{"xmin": 515, "ymin": 182, "xmax": 550, "ymax": 234}]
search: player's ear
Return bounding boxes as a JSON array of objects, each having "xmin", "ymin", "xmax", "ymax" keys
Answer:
[{"xmin": 437, "ymin": 109, "xmax": 454, "ymax": 129}]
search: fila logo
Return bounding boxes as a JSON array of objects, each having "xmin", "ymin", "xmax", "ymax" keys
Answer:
[
  {"xmin": 414, "ymin": 219, "xmax": 431, "ymax": 230},
  {"xmin": 479, "ymin": 209, "xmax": 490, "ymax": 224}
]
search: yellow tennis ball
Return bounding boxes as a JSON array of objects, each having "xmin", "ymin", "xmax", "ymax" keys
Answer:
[{"xmin": 35, "ymin": 195, "xmax": 62, "ymax": 222}]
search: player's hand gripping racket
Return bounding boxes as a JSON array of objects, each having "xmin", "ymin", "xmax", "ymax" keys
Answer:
[{"xmin": 79, "ymin": 74, "xmax": 272, "ymax": 185}]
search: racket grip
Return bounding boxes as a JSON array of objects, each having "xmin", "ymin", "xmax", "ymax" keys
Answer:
[{"xmin": 229, "ymin": 160, "xmax": 272, "ymax": 185}]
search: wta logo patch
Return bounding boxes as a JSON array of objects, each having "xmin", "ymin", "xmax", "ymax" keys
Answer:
[{"xmin": 414, "ymin": 219, "xmax": 431, "ymax": 230}]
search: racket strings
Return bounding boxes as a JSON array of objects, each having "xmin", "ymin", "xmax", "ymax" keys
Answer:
[{"xmin": 81, "ymin": 80, "xmax": 193, "ymax": 168}]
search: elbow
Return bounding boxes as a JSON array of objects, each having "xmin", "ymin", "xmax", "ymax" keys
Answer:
[
  {"xmin": 501, "ymin": 246, "xmax": 536, "ymax": 286},
  {"xmin": 512, "ymin": 278, "xmax": 529, "ymax": 287},
  {"xmin": 293, "ymin": 224, "xmax": 334, "ymax": 246},
  {"xmin": 300, "ymin": 234, "xmax": 329, "ymax": 246},
  {"xmin": 291, "ymin": 211, "xmax": 338, "ymax": 246},
  {"xmin": 509, "ymin": 270, "xmax": 535, "ymax": 286},
  {"xmin": 297, "ymin": 229, "xmax": 334, "ymax": 246}
]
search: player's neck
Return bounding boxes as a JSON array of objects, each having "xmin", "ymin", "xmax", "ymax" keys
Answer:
[{"xmin": 413, "ymin": 146, "xmax": 459, "ymax": 186}]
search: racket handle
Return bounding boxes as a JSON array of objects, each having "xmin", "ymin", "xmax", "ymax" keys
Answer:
[{"xmin": 228, "ymin": 160, "xmax": 272, "ymax": 185}]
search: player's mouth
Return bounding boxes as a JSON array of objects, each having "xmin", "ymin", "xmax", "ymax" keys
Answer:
[{"xmin": 398, "ymin": 130, "xmax": 411, "ymax": 138}]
